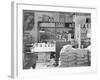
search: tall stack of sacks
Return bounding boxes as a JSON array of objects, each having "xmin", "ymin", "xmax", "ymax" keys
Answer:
[
  {"xmin": 85, "ymin": 45, "xmax": 91, "ymax": 65},
  {"xmin": 76, "ymin": 49, "xmax": 90, "ymax": 66},
  {"xmin": 59, "ymin": 45, "xmax": 91, "ymax": 67},
  {"xmin": 59, "ymin": 45, "xmax": 77, "ymax": 67}
]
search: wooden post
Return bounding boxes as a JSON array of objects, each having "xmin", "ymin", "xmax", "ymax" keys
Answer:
[{"xmin": 78, "ymin": 24, "xmax": 81, "ymax": 49}]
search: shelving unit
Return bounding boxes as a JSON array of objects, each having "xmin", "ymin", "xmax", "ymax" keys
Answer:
[
  {"xmin": 37, "ymin": 21, "xmax": 75, "ymax": 66},
  {"xmin": 38, "ymin": 21, "xmax": 75, "ymax": 42},
  {"xmin": 80, "ymin": 23, "xmax": 91, "ymax": 48}
]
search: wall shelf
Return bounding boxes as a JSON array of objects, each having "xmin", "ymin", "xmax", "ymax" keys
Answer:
[{"xmin": 38, "ymin": 21, "xmax": 75, "ymax": 42}]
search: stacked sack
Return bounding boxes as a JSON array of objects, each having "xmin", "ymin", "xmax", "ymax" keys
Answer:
[
  {"xmin": 59, "ymin": 53, "xmax": 76, "ymax": 67},
  {"xmin": 59, "ymin": 45, "xmax": 77, "ymax": 67},
  {"xmin": 59, "ymin": 45, "xmax": 91, "ymax": 67},
  {"xmin": 76, "ymin": 49, "xmax": 90, "ymax": 66}
]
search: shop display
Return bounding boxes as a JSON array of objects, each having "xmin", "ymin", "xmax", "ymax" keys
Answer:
[
  {"xmin": 38, "ymin": 21, "xmax": 75, "ymax": 42},
  {"xmin": 31, "ymin": 43, "xmax": 56, "ymax": 52},
  {"xmin": 12, "ymin": 3, "xmax": 95, "ymax": 78}
]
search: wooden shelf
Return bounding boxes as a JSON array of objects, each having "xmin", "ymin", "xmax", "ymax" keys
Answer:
[
  {"xmin": 40, "ymin": 27, "xmax": 55, "ymax": 28},
  {"xmin": 38, "ymin": 21, "xmax": 75, "ymax": 42}
]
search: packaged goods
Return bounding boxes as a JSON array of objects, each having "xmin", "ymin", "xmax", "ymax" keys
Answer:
[{"xmin": 59, "ymin": 47, "xmax": 90, "ymax": 67}]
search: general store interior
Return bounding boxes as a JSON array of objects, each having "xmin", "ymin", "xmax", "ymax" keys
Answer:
[{"xmin": 23, "ymin": 10, "xmax": 91, "ymax": 69}]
